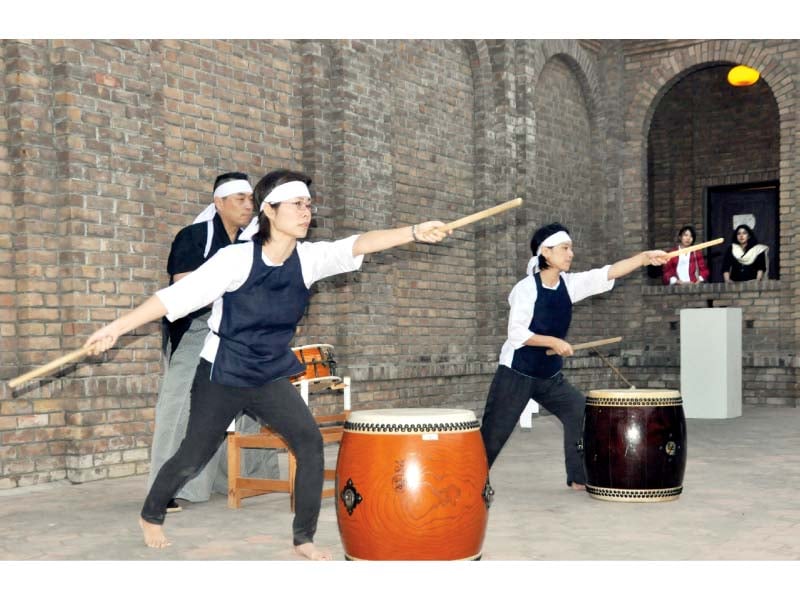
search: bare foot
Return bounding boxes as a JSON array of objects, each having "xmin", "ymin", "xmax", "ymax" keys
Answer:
[
  {"xmin": 139, "ymin": 517, "xmax": 172, "ymax": 549},
  {"xmin": 569, "ymin": 482, "xmax": 586, "ymax": 491},
  {"xmin": 294, "ymin": 542, "xmax": 332, "ymax": 560}
]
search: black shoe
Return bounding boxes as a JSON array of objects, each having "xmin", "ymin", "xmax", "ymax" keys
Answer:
[{"xmin": 166, "ymin": 499, "xmax": 182, "ymax": 513}]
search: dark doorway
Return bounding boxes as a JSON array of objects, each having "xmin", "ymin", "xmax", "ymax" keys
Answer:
[{"xmin": 706, "ymin": 182, "xmax": 779, "ymax": 282}]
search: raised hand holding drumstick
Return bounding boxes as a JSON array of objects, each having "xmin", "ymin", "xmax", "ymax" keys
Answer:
[
  {"xmin": 526, "ymin": 248, "xmax": 669, "ymax": 358},
  {"xmin": 10, "ymin": 197, "xmax": 523, "ymax": 389}
]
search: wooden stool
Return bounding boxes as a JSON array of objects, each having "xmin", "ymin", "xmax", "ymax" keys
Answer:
[{"xmin": 227, "ymin": 376, "xmax": 350, "ymax": 511}]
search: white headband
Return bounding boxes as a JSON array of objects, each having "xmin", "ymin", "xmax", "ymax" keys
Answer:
[
  {"xmin": 536, "ymin": 231, "xmax": 572, "ymax": 256},
  {"xmin": 260, "ymin": 181, "xmax": 311, "ymax": 211},
  {"xmin": 214, "ymin": 179, "xmax": 252, "ymax": 199},
  {"xmin": 193, "ymin": 179, "xmax": 253, "ymax": 224},
  {"xmin": 527, "ymin": 230, "xmax": 572, "ymax": 275}
]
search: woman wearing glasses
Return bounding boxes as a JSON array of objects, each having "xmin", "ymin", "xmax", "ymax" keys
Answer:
[{"xmin": 85, "ymin": 169, "xmax": 450, "ymax": 559}]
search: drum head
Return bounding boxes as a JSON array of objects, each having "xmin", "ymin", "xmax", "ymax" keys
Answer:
[
  {"xmin": 587, "ymin": 388, "xmax": 681, "ymax": 399},
  {"xmin": 345, "ymin": 408, "xmax": 479, "ymax": 433},
  {"xmin": 586, "ymin": 388, "xmax": 682, "ymax": 407}
]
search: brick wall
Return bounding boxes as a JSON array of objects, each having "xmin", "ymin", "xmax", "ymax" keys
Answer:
[
  {"xmin": 1, "ymin": 39, "xmax": 307, "ymax": 488},
  {"xmin": 1, "ymin": 39, "xmax": 797, "ymax": 490}
]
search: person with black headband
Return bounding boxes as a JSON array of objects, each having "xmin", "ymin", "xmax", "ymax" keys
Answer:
[
  {"xmin": 479, "ymin": 222, "xmax": 668, "ymax": 491},
  {"xmin": 85, "ymin": 168, "xmax": 451, "ymax": 559},
  {"xmin": 147, "ymin": 172, "xmax": 275, "ymax": 512}
]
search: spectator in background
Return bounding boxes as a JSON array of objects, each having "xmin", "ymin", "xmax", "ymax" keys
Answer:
[
  {"xmin": 722, "ymin": 224, "xmax": 768, "ymax": 282},
  {"xmin": 662, "ymin": 225, "xmax": 709, "ymax": 285}
]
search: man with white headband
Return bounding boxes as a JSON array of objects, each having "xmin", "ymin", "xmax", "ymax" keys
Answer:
[
  {"xmin": 147, "ymin": 172, "xmax": 260, "ymax": 512},
  {"xmin": 480, "ymin": 222, "xmax": 668, "ymax": 492},
  {"xmin": 85, "ymin": 168, "xmax": 451, "ymax": 559}
]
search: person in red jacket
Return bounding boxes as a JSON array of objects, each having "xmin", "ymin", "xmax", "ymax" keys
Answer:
[{"xmin": 662, "ymin": 225, "xmax": 709, "ymax": 285}]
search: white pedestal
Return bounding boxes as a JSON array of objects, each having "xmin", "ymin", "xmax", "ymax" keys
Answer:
[{"xmin": 680, "ymin": 308, "xmax": 742, "ymax": 419}]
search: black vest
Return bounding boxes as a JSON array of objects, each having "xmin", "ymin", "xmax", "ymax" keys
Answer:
[
  {"xmin": 511, "ymin": 272, "xmax": 572, "ymax": 378},
  {"xmin": 211, "ymin": 243, "xmax": 309, "ymax": 387}
]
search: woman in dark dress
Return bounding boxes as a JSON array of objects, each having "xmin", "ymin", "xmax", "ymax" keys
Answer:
[{"xmin": 722, "ymin": 224, "xmax": 768, "ymax": 282}]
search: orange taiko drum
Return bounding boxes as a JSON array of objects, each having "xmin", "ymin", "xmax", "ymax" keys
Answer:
[
  {"xmin": 335, "ymin": 408, "xmax": 492, "ymax": 560},
  {"xmin": 290, "ymin": 344, "xmax": 336, "ymax": 382}
]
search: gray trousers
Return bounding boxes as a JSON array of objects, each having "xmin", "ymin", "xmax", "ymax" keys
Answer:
[{"xmin": 147, "ymin": 317, "xmax": 279, "ymax": 502}]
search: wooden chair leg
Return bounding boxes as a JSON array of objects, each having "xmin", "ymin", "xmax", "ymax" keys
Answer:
[
  {"xmin": 227, "ymin": 432, "xmax": 242, "ymax": 509},
  {"xmin": 226, "ymin": 373, "xmax": 350, "ymax": 512}
]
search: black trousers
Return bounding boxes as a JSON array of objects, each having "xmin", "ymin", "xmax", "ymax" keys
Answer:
[
  {"xmin": 480, "ymin": 365, "xmax": 586, "ymax": 486},
  {"xmin": 141, "ymin": 359, "xmax": 324, "ymax": 546}
]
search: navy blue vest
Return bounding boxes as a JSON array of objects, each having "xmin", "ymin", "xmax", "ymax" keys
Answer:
[
  {"xmin": 510, "ymin": 272, "xmax": 572, "ymax": 378},
  {"xmin": 211, "ymin": 243, "xmax": 309, "ymax": 387}
]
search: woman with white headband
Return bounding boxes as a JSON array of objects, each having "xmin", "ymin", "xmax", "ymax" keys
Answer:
[
  {"xmin": 479, "ymin": 222, "xmax": 668, "ymax": 491},
  {"xmin": 84, "ymin": 168, "xmax": 449, "ymax": 559}
]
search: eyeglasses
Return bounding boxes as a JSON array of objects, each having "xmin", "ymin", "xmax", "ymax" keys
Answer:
[{"xmin": 282, "ymin": 200, "xmax": 318, "ymax": 214}]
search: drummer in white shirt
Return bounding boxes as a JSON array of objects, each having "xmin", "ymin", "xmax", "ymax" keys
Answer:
[
  {"xmin": 479, "ymin": 222, "xmax": 668, "ymax": 490},
  {"xmin": 85, "ymin": 168, "xmax": 450, "ymax": 559}
]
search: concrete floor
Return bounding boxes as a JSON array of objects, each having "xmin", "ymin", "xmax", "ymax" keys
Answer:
[{"xmin": 0, "ymin": 406, "xmax": 797, "ymax": 595}]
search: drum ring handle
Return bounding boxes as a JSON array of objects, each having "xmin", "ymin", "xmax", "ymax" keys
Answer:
[
  {"xmin": 483, "ymin": 478, "xmax": 495, "ymax": 509},
  {"xmin": 341, "ymin": 478, "xmax": 362, "ymax": 516}
]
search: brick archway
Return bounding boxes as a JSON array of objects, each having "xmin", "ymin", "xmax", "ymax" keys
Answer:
[
  {"xmin": 622, "ymin": 40, "xmax": 799, "ymax": 406},
  {"xmin": 623, "ymin": 41, "xmax": 796, "ymax": 260}
]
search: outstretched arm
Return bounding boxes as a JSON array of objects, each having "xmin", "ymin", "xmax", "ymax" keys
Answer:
[
  {"xmin": 608, "ymin": 250, "xmax": 668, "ymax": 280},
  {"xmin": 352, "ymin": 221, "xmax": 450, "ymax": 256},
  {"xmin": 84, "ymin": 295, "xmax": 168, "ymax": 355}
]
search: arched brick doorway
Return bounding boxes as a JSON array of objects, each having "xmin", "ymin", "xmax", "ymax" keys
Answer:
[{"xmin": 646, "ymin": 62, "xmax": 780, "ymax": 282}]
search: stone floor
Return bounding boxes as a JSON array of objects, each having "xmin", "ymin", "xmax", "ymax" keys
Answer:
[{"xmin": 0, "ymin": 406, "xmax": 797, "ymax": 596}]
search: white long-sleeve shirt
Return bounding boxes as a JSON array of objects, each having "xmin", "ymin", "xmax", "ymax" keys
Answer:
[
  {"xmin": 498, "ymin": 266, "xmax": 615, "ymax": 367},
  {"xmin": 156, "ymin": 236, "xmax": 364, "ymax": 364}
]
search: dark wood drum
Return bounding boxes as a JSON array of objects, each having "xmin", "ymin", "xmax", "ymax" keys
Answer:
[
  {"xmin": 583, "ymin": 389, "xmax": 687, "ymax": 502},
  {"xmin": 335, "ymin": 408, "xmax": 492, "ymax": 560}
]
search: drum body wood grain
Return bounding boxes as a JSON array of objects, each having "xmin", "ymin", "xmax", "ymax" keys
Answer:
[
  {"xmin": 583, "ymin": 389, "xmax": 687, "ymax": 502},
  {"xmin": 335, "ymin": 408, "xmax": 491, "ymax": 560}
]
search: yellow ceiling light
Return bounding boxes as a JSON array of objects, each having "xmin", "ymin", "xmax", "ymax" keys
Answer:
[{"xmin": 727, "ymin": 65, "xmax": 760, "ymax": 87}]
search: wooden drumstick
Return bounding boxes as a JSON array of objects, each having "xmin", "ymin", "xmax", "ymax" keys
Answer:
[
  {"xmin": 8, "ymin": 345, "xmax": 96, "ymax": 390},
  {"xmin": 435, "ymin": 197, "xmax": 522, "ymax": 233},
  {"xmin": 590, "ymin": 349, "xmax": 635, "ymax": 389},
  {"xmin": 663, "ymin": 237, "xmax": 724, "ymax": 259},
  {"xmin": 545, "ymin": 336, "xmax": 623, "ymax": 356}
]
